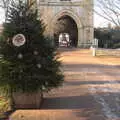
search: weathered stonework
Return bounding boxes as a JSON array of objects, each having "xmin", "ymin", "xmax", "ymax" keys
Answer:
[{"xmin": 36, "ymin": 0, "xmax": 93, "ymax": 48}]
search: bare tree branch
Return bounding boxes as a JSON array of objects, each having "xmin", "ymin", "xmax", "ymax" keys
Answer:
[
  {"xmin": 95, "ymin": 0, "xmax": 120, "ymax": 26},
  {"xmin": 0, "ymin": 0, "xmax": 28, "ymax": 22}
]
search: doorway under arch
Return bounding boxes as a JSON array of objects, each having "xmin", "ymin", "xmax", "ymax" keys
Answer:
[{"xmin": 54, "ymin": 15, "xmax": 78, "ymax": 47}]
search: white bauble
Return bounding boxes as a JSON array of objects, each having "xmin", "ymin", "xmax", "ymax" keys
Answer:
[
  {"xmin": 18, "ymin": 53, "xmax": 23, "ymax": 59},
  {"xmin": 12, "ymin": 34, "xmax": 26, "ymax": 47}
]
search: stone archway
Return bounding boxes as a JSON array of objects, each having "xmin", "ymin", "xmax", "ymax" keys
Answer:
[
  {"xmin": 38, "ymin": 1, "xmax": 93, "ymax": 48},
  {"xmin": 50, "ymin": 9, "xmax": 83, "ymax": 47},
  {"xmin": 54, "ymin": 15, "xmax": 78, "ymax": 47}
]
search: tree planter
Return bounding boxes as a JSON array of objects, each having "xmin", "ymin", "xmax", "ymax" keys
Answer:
[
  {"xmin": 0, "ymin": 1, "xmax": 64, "ymax": 111},
  {"xmin": 12, "ymin": 92, "xmax": 43, "ymax": 109}
]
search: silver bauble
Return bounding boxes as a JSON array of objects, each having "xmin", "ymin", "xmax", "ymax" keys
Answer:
[
  {"xmin": 37, "ymin": 64, "xmax": 41, "ymax": 68},
  {"xmin": 18, "ymin": 53, "xmax": 23, "ymax": 59},
  {"xmin": 34, "ymin": 51, "xmax": 39, "ymax": 55}
]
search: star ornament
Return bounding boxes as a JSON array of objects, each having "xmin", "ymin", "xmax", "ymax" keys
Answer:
[{"xmin": 12, "ymin": 34, "xmax": 26, "ymax": 47}]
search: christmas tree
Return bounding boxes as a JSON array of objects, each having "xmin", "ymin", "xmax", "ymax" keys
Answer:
[{"xmin": 0, "ymin": 0, "xmax": 64, "ymax": 94}]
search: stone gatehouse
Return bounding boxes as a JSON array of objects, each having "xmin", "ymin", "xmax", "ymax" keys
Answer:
[{"xmin": 36, "ymin": 0, "xmax": 93, "ymax": 48}]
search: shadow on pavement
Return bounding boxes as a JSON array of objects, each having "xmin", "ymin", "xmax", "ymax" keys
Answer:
[
  {"xmin": 41, "ymin": 95, "xmax": 96, "ymax": 109},
  {"xmin": 64, "ymin": 80, "xmax": 120, "ymax": 86}
]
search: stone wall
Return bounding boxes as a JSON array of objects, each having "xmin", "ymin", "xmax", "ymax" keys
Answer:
[{"xmin": 37, "ymin": 0, "xmax": 93, "ymax": 48}]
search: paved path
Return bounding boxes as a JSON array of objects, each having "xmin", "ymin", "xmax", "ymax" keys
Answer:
[{"xmin": 11, "ymin": 49, "xmax": 120, "ymax": 120}]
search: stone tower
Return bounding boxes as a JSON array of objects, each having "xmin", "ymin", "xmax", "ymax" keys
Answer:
[{"xmin": 36, "ymin": 0, "xmax": 93, "ymax": 48}]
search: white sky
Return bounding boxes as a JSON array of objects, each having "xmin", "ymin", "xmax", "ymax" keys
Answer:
[
  {"xmin": 94, "ymin": 13, "xmax": 109, "ymax": 28},
  {"xmin": 0, "ymin": 8, "xmax": 5, "ymax": 24},
  {"xmin": 94, "ymin": 0, "xmax": 111, "ymax": 28}
]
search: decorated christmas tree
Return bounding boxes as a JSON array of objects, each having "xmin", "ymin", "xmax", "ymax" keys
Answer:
[{"xmin": 0, "ymin": 0, "xmax": 63, "ymax": 94}]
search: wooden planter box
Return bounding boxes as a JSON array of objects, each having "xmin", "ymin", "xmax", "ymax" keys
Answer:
[{"xmin": 12, "ymin": 92, "xmax": 43, "ymax": 109}]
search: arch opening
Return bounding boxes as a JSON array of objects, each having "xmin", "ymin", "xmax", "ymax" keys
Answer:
[{"xmin": 53, "ymin": 15, "xmax": 78, "ymax": 47}]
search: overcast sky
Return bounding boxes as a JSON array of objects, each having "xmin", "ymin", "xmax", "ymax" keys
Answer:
[
  {"xmin": 0, "ymin": 8, "xmax": 4, "ymax": 24},
  {"xmin": 94, "ymin": 10, "xmax": 109, "ymax": 28}
]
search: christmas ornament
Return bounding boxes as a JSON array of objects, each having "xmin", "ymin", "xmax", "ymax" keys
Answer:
[
  {"xmin": 48, "ymin": 56, "xmax": 51, "ymax": 60},
  {"xmin": 37, "ymin": 63, "xmax": 41, "ymax": 69},
  {"xmin": 12, "ymin": 34, "xmax": 26, "ymax": 47},
  {"xmin": 33, "ymin": 50, "xmax": 39, "ymax": 55},
  {"xmin": 20, "ymin": 11, "xmax": 23, "ymax": 17},
  {"xmin": 18, "ymin": 53, "xmax": 23, "ymax": 59}
]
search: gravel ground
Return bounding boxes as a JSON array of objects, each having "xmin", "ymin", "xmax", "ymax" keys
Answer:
[{"xmin": 10, "ymin": 48, "xmax": 120, "ymax": 120}]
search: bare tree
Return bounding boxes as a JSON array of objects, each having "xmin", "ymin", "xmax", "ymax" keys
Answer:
[
  {"xmin": 0, "ymin": 0, "xmax": 10, "ymax": 8},
  {"xmin": 95, "ymin": 0, "xmax": 120, "ymax": 26},
  {"xmin": 0, "ymin": 0, "xmax": 12, "ymax": 21},
  {"xmin": 0, "ymin": 0, "xmax": 31, "ymax": 22}
]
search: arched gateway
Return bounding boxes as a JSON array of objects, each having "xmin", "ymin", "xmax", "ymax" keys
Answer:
[{"xmin": 36, "ymin": 0, "xmax": 93, "ymax": 48}]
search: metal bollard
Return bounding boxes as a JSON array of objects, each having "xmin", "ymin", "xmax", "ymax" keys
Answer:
[{"xmin": 92, "ymin": 47, "xmax": 96, "ymax": 56}]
